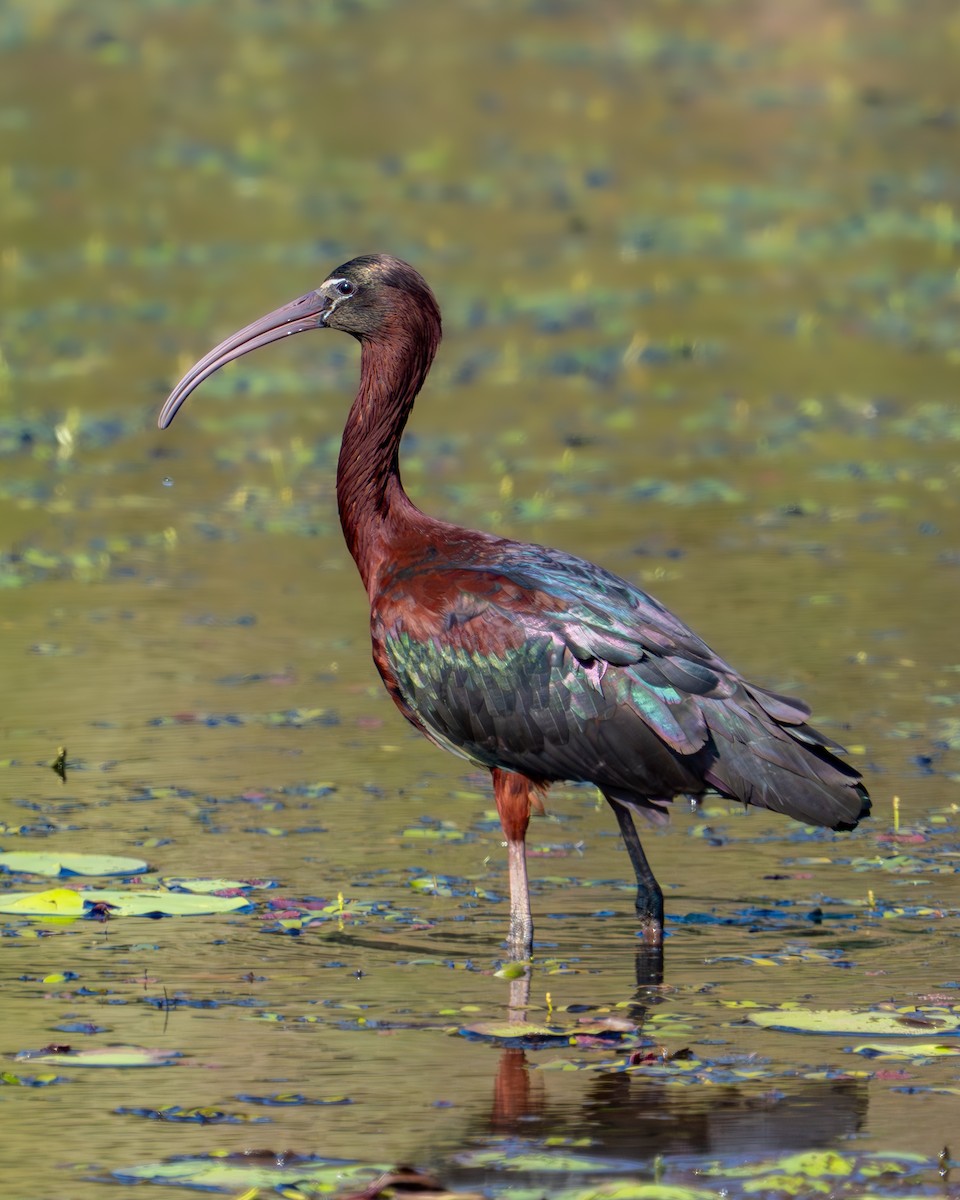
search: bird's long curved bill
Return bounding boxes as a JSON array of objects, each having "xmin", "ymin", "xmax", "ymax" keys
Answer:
[{"xmin": 158, "ymin": 291, "xmax": 329, "ymax": 429}]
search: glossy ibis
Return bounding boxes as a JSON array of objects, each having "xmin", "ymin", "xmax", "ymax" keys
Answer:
[{"xmin": 159, "ymin": 254, "xmax": 870, "ymax": 952}]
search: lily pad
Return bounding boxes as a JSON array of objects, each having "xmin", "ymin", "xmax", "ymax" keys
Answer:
[
  {"xmin": 457, "ymin": 1146, "xmax": 628, "ymax": 1174},
  {"xmin": 159, "ymin": 877, "xmax": 267, "ymax": 893},
  {"xmin": 401, "ymin": 826, "xmax": 465, "ymax": 841},
  {"xmin": 16, "ymin": 1045, "xmax": 181, "ymax": 1068},
  {"xmin": 0, "ymin": 851, "xmax": 147, "ymax": 877},
  {"xmin": 234, "ymin": 1092, "xmax": 353, "ymax": 1107},
  {"xmin": 461, "ymin": 1021, "xmax": 574, "ymax": 1044},
  {"xmin": 853, "ymin": 1042, "xmax": 960, "ymax": 1059},
  {"xmin": 697, "ymin": 1149, "xmax": 932, "ymax": 1196},
  {"xmin": 0, "ymin": 888, "xmax": 251, "ymax": 917},
  {"xmin": 1, "ymin": 888, "xmax": 87, "ymax": 915},
  {"xmin": 747, "ymin": 1008, "xmax": 960, "ymax": 1036},
  {"xmin": 552, "ymin": 1187, "xmax": 716, "ymax": 1200},
  {"xmin": 460, "ymin": 1019, "xmax": 638, "ymax": 1048},
  {"xmin": 110, "ymin": 1152, "xmax": 383, "ymax": 1191}
]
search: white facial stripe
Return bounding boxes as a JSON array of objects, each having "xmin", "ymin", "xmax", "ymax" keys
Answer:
[{"xmin": 319, "ymin": 277, "xmax": 352, "ymax": 322}]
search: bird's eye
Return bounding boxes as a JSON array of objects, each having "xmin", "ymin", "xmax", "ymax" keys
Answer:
[{"xmin": 336, "ymin": 279, "xmax": 355, "ymax": 296}]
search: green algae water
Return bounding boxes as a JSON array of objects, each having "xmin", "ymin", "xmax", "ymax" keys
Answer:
[{"xmin": 1, "ymin": 2, "xmax": 959, "ymax": 1197}]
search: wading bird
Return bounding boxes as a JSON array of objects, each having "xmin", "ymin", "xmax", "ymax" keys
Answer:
[{"xmin": 159, "ymin": 254, "xmax": 870, "ymax": 953}]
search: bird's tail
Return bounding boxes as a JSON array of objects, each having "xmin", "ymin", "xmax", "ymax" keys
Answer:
[{"xmin": 702, "ymin": 682, "xmax": 871, "ymax": 830}]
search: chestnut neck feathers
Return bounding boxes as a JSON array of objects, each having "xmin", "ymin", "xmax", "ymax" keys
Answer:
[{"xmin": 336, "ymin": 282, "xmax": 442, "ymax": 594}]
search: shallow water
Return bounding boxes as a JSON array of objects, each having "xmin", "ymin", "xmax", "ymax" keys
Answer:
[{"xmin": 2, "ymin": 1, "xmax": 959, "ymax": 1197}]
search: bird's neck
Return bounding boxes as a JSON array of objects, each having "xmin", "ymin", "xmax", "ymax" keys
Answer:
[{"xmin": 336, "ymin": 319, "xmax": 439, "ymax": 595}]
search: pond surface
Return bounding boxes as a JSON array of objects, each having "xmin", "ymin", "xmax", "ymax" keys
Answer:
[{"xmin": 2, "ymin": 2, "xmax": 959, "ymax": 1197}]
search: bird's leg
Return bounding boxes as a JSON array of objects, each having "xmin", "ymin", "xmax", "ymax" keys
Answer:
[
  {"xmin": 607, "ymin": 798, "xmax": 664, "ymax": 947},
  {"xmin": 492, "ymin": 768, "xmax": 535, "ymax": 956}
]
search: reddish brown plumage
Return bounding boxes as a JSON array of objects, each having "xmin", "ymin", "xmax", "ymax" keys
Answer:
[
  {"xmin": 335, "ymin": 262, "xmax": 443, "ymax": 593},
  {"xmin": 159, "ymin": 252, "xmax": 870, "ymax": 957}
]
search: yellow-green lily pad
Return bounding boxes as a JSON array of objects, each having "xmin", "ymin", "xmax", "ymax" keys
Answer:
[
  {"xmin": 707, "ymin": 1151, "xmax": 855, "ymax": 1180},
  {"xmin": 0, "ymin": 888, "xmax": 251, "ymax": 917},
  {"xmin": 2, "ymin": 888, "xmax": 87, "ymax": 914},
  {"xmin": 0, "ymin": 851, "xmax": 147, "ymax": 877},
  {"xmin": 461, "ymin": 1018, "xmax": 636, "ymax": 1046},
  {"xmin": 746, "ymin": 1008, "xmax": 960, "ymax": 1036},
  {"xmin": 545, "ymin": 1187, "xmax": 716, "ymax": 1200},
  {"xmin": 853, "ymin": 1041, "xmax": 960, "ymax": 1059},
  {"xmin": 111, "ymin": 1154, "xmax": 385, "ymax": 1190},
  {"xmin": 17, "ymin": 1045, "xmax": 181, "ymax": 1068},
  {"xmin": 462, "ymin": 1021, "xmax": 572, "ymax": 1042}
]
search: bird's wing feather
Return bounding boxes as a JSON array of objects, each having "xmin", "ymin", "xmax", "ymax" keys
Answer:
[
  {"xmin": 482, "ymin": 543, "xmax": 826, "ymax": 729},
  {"xmin": 376, "ymin": 543, "xmax": 722, "ymax": 763},
  {"xmin": 372, "ymin": 538, "xmax": 867, "ymax": 829}
]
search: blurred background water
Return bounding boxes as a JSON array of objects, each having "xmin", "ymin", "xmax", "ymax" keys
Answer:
[{"xmin": 1, "ymin": 2, "xmax": 959, "ymax": 1197}]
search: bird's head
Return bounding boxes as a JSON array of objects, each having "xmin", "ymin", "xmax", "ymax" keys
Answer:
[{"xmin": 158, "ymin": 253, "xmax": 441, "ymax": 429}]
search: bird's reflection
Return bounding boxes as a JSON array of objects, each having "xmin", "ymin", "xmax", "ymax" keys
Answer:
[
  {"xmin": 455, "ymin": 946, "xmax": 867, "ymax": 1185},
  {"xmin": 488, "ymin": 1064, "xmax": 866, "ymax": 1159}
]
